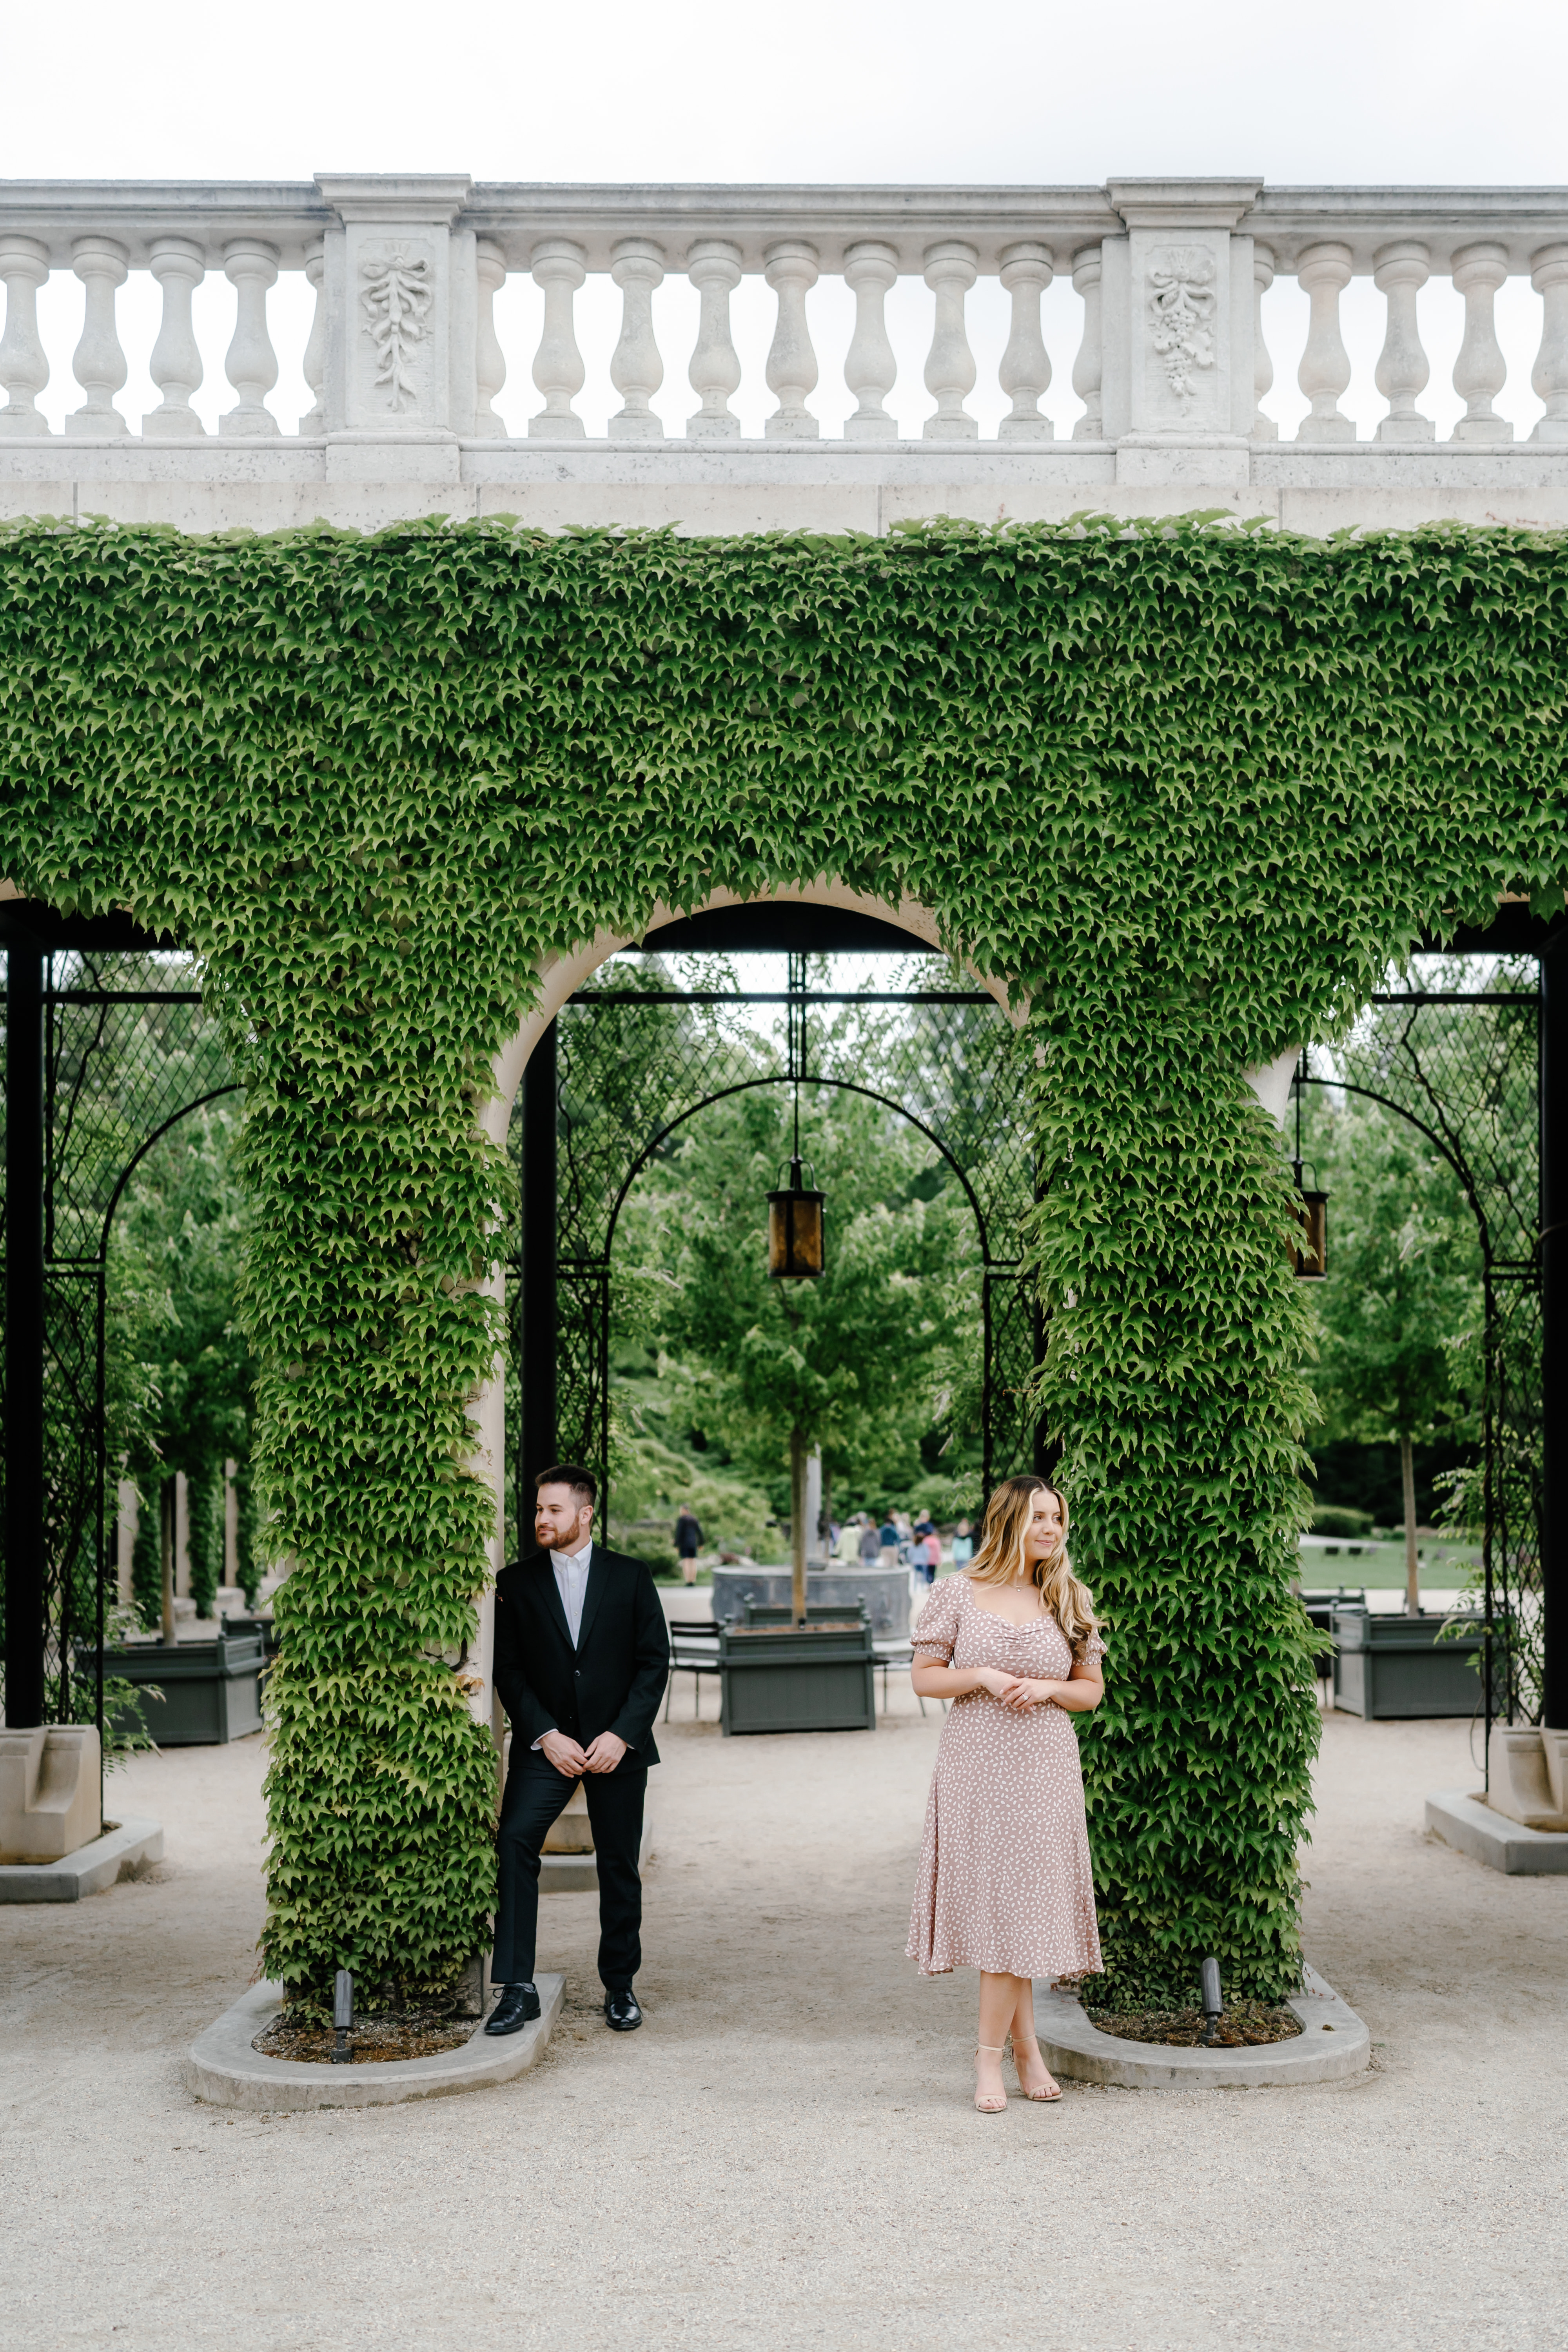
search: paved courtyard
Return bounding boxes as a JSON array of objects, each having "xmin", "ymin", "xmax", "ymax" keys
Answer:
[{"xmin": 3, "ymin": 1690, "xmax": 1565, "ymax": 2352}]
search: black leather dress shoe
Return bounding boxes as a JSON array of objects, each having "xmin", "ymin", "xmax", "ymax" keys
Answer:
[
  {"xmin": 604, "ymin": 1986, "xmax": 642, "ymax": 2032},
  {"xmin": 485, "ymin": 1982, "xmax": 541, "ymax": 2036}
]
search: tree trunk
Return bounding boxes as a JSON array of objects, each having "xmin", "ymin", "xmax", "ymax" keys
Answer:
[
  {"xmin": 160, "ymin": 1477, "xmax": 178, "ymax": 1648},
  {"xmin": 1400, "ymin": 1432, "xmax": 1420, "ymax": 1617},
  {"xmin": 790, "ymin": 1426, "xmax": 808, "ymax": 1626}
]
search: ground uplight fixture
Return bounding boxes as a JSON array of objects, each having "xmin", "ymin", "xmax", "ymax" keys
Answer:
[
  {"xmin": 767, "ymin": 1083, "xmax": 825, "ymax": 1279},
  {"xmin": 1199, "ymin": 1955, "xmax": 1223, "ymax": 2045},
  {"xmin": 1290, "ymin": 1053, "xmax": 1328, "ymax": 1279},
  {"xmin": 331, "ymin": 1967, "xmax": 354, "ymax": 2063}
]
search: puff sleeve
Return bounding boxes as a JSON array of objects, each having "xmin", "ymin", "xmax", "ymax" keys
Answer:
[{"xmin": 911, "ymin": 1573, "xmax": 963, "ymax": 1662}]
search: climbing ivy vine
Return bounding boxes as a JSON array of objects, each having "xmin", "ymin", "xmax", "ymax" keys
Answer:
[{"xmin": 2, "ymin": 512, "xmax": 1565, "ymax": 2007}]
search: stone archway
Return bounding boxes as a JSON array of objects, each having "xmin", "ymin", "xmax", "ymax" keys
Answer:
[{"xmin": 465, "ymin": 882, "xmax": 1011, "ymax": 1727}]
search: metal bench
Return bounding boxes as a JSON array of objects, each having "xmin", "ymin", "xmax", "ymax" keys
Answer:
[{"xmin": 663, "ymin": 1619, "xmax": 722, "ymax": 1720}]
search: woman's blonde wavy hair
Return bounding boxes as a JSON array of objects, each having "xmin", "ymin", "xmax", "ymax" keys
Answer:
[{"xmin": 966, "ymin": 1476, "xmax": 1101, "ymax": 1661}]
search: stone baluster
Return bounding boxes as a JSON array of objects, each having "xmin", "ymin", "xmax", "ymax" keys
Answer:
[
  {"xmin": 842, "ymin": 241, "xmax": 898, "ymax": 441},
  {"xmin": 685, "ymin": 240, "xmax": 742, "ymax": 439},
  {"xmin": 0, "ymin": 237, "xmax": 51, "ymax": 437},
  {"xmin": 298, "ymin": 242, "xmax": 326, "ymax": 437},
  {"xmin": 1071, "ymin": 247, "xmax": 1103, "ymax": 439},
  {"xmin": 142, "ymin": 238, "xmax": 206, "ymax": 439},
  {"xmin": 529, "ymin": 239, "xmax": 587, "ymax": 438},
  {"xmin": 1530, "ymin": 243, "xmax": 1568, "ymax": 443},
  {"xmin": 997, "ymin": 243, "xmax": 1054, "ymax": 441},
  {"xmin": 1372, "ymin": 240, "xmax": 1434, "ymax": 441},
  {"xmin": 473, "ymin": 238, "xmax": 507, "ymax": 438},
  {"xmin": 1251, "ymin": 243, "xmax": 1278, "ymax": 440},
  {"xmin": 922, "ymin": 241, "xmax": 978, "ymax": 439},
  {"xmin": 764, "ymin": 241, "xmax": 820, "ymax": 438},
  {"xmin": 1450, "ymin": 242, "xmax": 1512, "ymax": 442},
  {"xmin": 1295, "ymin": 241, "xmax": 1356, "ymax": 441},
  {"xmin": 220, "ymin": 240, "xmax": 280, "ymax": 437},
  {"xmin": 67, "ymin": 237, "xmax": 129, "ymax": 436},
  {"xmin": 609, "ymin": 239, "xmax": 665, "ymax": 441}
]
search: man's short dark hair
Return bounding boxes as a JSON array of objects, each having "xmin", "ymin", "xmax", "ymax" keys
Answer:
[{"xmin": 534, "ymin": 1463, "xmax": 597, "ymax": 1506}]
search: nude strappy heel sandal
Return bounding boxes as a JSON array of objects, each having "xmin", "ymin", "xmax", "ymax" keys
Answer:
[
  {"xmin": 974, "ymin": 2044, "xmax": 1008, "ymax": 2113},
  {"xmin": 1009, "ymin": 2033, "xmax": 1063, "ymax": 2102}
]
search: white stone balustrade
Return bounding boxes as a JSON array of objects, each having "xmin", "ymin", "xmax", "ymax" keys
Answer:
[
  {"xmin": 763, "ymin": 240, "xmax": 820, "ymax": 439},
  {"xmin": 609, "ymin": 239, "xmax": 665, "ymax": 441},
  {"xmin": 997, "ymin": 243, "xmax": 1053, "ymax": 441},
  {"xmin": 1451, "ymin": 242, "xmax": 1511, "ymax": 442},
  {"xmin": 0, "ymin": 177, "xmax": 1567, "ymax": 532},
  {"xmin": 0, "ymin": 238, "xmax": 50, "ymax": 436},
  {"xmin": 529, "ymin": 239, "xmax": 587, "ymax": 438},
  {"xmin": 842, "ymin": 241, "xmax": 898, "ymax": 441},
  {"xmin": 1372, "ymin": 241, "xmax": 1434, "ymax": 443},
  {"xmin": 686, "ymin": 240, "xmax": 743, "ymax": 438},
  {"xmin": 922, "ymin": 240, "xmax": 979, "ymax": 440},
  {"xmin": 69, "ymin": 237, "xmax": 129, "ymax": 436},
  {"xmin": 144, "ymin": 238, "xmax": 205, "ymax": 439}
]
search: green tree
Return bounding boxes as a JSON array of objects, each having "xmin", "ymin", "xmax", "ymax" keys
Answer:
[
  {"xmin": 620, "ymin": 1082, "xmax": 981, "ymax": 1601},
  {"xmin": 1306, "ymin": 1100, "xmax": 1482, "ymax": 1613},
  {"xmin": 111, "ymin": 1103, "xmax": 255, "ymax": 1623}
]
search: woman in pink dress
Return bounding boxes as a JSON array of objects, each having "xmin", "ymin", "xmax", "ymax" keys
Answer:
[{"xmin": 907, "ymin": 1477, "xmax": 1105, "ymax": 2112}]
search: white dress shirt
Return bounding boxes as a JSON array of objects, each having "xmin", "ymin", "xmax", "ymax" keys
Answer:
[
  {"xmin": 550, "ymin": 1537, "xmax": 594, "ymax": 1649},
  {"xmin": 531, "ymin": 1537, "xmax": 595, "ymax": 1753}
]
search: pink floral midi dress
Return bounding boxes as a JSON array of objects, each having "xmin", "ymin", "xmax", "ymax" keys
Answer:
[{"xmin": 906, "ymin": 1573, "xmax": 1104, "ymax": 1979}]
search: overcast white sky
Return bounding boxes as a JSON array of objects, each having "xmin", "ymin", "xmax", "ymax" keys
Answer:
[
  {"xmin": 8, "ymin": 0, "xmax": 1566, "ymax": 186},
  {"xmin": 7, "ymin": 0, "xmax": 1566, "ymax": 444}
]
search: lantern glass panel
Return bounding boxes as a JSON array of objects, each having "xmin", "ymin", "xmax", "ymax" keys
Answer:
[
  {"xmin": 1292, "ymin": 1191, "xmax": 1328, "ymax": 1279},
  {"xmin": 767, "ymin": 1189, "xmax": 825, "ymax": 1279}
]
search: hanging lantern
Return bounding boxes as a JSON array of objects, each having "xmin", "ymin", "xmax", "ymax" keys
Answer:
[
  {"xmin": 768, "ymin": 1155, "xmax": 826, "ymax": 1279},
  {"xmin": 1291, "ymin": 1160, "xmax": 1328, "ymax": 1279}
]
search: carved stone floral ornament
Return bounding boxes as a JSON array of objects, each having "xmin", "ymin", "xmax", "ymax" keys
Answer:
[
  {"xmin": 359, "ymin": 249, "xmax": 433, "ymax": 410},
  {"xmin": 1147, "ymin": 246, "xmax": 1216, "ymax": 405}
]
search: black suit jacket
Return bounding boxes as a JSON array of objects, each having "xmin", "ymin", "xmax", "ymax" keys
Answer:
[{"xmin": 493, "ymin": 1545, "xmax": 670, "ymax": 1772}]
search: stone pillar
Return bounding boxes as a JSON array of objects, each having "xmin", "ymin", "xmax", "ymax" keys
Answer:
[
  {"xmin": 224, "ymin": 1459, "xmax": 240, "ymax": 1585},
  {"xmin": 117, "ymin": 1481, "xmax": 138, "ymax": 1607},
  {"xmin": 1541, "ymin": 942, "xmax": 1568, "ymax": 1732},
  {"xmin": 174, "ymin": 1470, "xmax": 191, "ymax": 1600},
  {"xmin": 1102, "ymin": 179, "xmax": 1261, "ymax": 486},
  {"xmin": 313, "ymin": 173, "xmax": 475, "ymax": 465}
]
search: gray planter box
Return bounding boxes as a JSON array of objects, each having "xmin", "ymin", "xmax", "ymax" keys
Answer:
[
  {"xmin": 719, "ymin": 1622, "xmax": 877, "ymax": 1735},
  {"xmin": 87, "ymin": 1633, "xmax": 266, "ymax": 1745},
  {"xmin": 712, "ymin": 1564, "xmax": 910, "ymax": 1635},
  {"xmin": 1331, "ymin": 1606, "xmax": 1488, "ymax": 1720}
]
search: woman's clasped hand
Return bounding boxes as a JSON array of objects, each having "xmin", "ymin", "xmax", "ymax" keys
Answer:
[{"xmin": 973, "ymin": 1667, "xmax": 1058, "ymax": 1708}]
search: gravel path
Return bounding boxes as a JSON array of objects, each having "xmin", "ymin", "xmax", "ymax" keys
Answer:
[{"xmin": 3, "ymin": 1692, "xmax": 1565, "ymax": 2352}]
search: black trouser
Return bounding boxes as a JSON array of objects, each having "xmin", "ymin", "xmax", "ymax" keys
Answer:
[{"xmin": 492, "ymin": 1756, "xmax": 648, "ymax": 1991}]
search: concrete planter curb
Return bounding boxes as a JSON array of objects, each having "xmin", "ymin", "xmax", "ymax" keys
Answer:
[
  {"xmin": 1032, "ymin": 1962, "xmax": 1368, "ymax": 2089},
  {"xmin": 0, "ymin": 1815, "xmax": 163, "ymax": 1903},
  {"xmin": 183, "ymin": 1974, "xmax": 565, "ymax": 2111},
  {"xmin": 1426, "ymin": 1787, "xmax": 1568, "ymax": 1875}
]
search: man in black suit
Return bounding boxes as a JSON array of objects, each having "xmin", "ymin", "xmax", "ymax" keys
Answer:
[{"xmin": 486, "ymin": 1463, "xmax": 670, "ymax": 2037}]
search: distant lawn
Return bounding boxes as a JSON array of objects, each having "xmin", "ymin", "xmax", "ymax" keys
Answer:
[{"xmin": 1300, "ymin": 1537, "xmax": 1481, "ymax": 1592}]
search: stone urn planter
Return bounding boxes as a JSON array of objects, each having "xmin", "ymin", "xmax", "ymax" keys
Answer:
[
  {"xmin": 1330, "ymin": 1604, "xmax": 1489, "ymax": 1719},
  {"xmin": 718, "ymin": 1619, "xmax": 877, "ymax": 1735},
  {"xmin": 85, "ymin": 1630, "xmax": 266, "ymax": 1744}
]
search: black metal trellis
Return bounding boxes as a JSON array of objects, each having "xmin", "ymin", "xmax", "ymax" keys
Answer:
[
  {"xmin": 1295, "ymin": 970, "xmax": 1546, "ymax": 1759},
  {"xmin": 505, "ymin": 940, "xmax": 1044, "ymax": 1547},
  {"xmin": 2, "ymin": 909, "xmax": 235, "ymax": 1744}
]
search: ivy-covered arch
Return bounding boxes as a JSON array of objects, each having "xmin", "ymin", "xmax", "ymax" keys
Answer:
[{"xmin": 2, "ymin": 512, "xmax": 1565, "ymax": 2011}]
